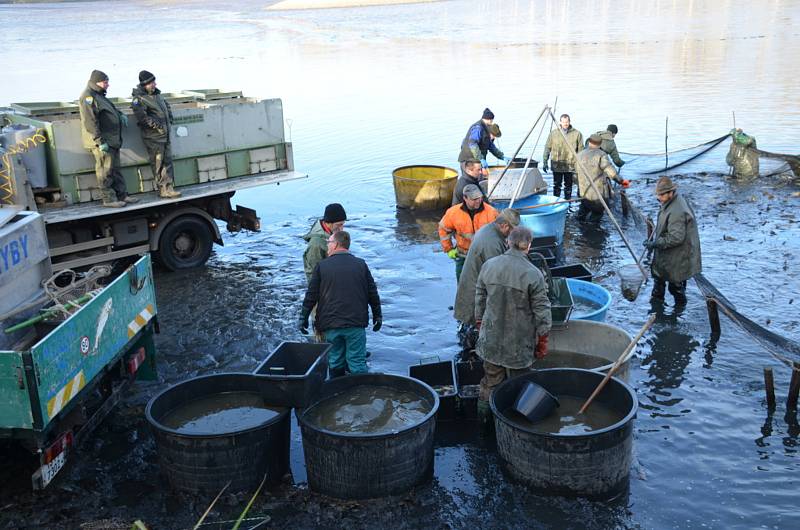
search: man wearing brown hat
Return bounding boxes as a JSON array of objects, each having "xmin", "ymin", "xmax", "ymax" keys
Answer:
[
  {"xmin": 458, "ymin": 108, "xmax": 511, "ymax": 174},
  {"xmin": 131, "ymin": 70, "xmax": 181, "ymax": 199},
  {"xmin": 453, "ymin": 208, "xmax": 521, "ymax": 342},
  {"xmin": 438, "ymin": 184, "xmax": 499, "ymax": 281},
  {"xmin": 303, "ymin": 203, "xmax": 347, "ymax": 282},
  {"xmin": 575, "ymin": 134, "xmax": 629, "ymax": 221},
  {"xmin": 79, "ymin": 70, "xmax": 138, "ymax": 208},
  {"xmin": 643, "ymin": 177, "xmax": 702, "ymax": 304}
]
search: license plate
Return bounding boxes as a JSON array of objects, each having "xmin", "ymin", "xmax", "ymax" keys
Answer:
[{"xmin": 40, "ymin": 449, "xmax": 66, "ymax": 488}]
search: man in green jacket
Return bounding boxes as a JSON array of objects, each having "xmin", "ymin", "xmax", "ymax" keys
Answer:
[
  {"xmin": 474, "ymin": 226, "xmax": 552, "ymax": 427},
  {"xmin": 79, "ymin": 70, "xmax": 138, "ymax": 208},
  {"xmin": 643, "ymin": 177, "xmax": 702, "ymax": 305},
  {"xmin": 588, "ymin": 124, "xmax": 625, "ymax": 169},
  {"xmin": 131, "ymin": 70, "xmax": 181, "ymax": 199},
  {"xmin": 303, "ymin": 203, "xmax": 347, "ymax": 282},
  {"xmin": 575, "ymin": 134, "xmax": 629, "ymax": 221},
  {"xmin": 453, "ymin": 208, "xmax": 520, "ymax": 342},
  {"xmin": 542, "ymin": 114, "xmax": 583, "ymax": 199}
]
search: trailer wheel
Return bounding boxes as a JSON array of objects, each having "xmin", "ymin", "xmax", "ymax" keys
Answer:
[{"xmin": 157, "ymin": 216, "xmax": 214, "ymax": 270}]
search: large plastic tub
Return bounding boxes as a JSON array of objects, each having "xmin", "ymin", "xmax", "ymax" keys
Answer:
[
  {"xmin": 494, "ymin": 194, "xmax": 569, "ymax": 244},
  {"xmin": 567, "ymin": 278, "xmax": 612, "ymax": 322},
  {"xmin": 145, "ymin": 373, "xmax": 291, "ymax": 495},
  {"xmin": 253, "ymin": 341, "xmax": 330, "ymax": 409},
  {"xmin": 540, "ymin": 320, "xmax": 633, "ymax": 381},
  {"xmin": 298, "ymin": 373, "xmax": 439, "ymax": 499},
  {"xmin": 491, "ymin": 369, "xmax": 637, "ymax": 499},
  {"xmin": 392, "ymin": 165, "xmax": 457, "ymax": 210}
]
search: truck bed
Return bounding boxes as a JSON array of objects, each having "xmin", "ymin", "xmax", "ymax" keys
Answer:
[{"xmin": 41, "ymin": 170, "xmax": 307, "ymax": 225}]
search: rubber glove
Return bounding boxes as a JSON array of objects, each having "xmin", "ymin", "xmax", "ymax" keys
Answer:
[
  {"xmin": 621, "ymin": 179, "xmax": 631, "ymax": 188},
  {"xmin": 120, "ymin": 113, "xmax": 129, "ymax": 127},
  {"xmin": 503, "ymin": 156, "xmax": 512, "ymax": 163},
  {"xmin": 474, "ymin": 319, "xmax": 482, "ymax": 331},
  {"xmin": 534, "ymin": 334, "xmax": 549, "ymax": 359},
  {"xmin": 541, "ymin": 161, "xmax": 549, "ymax": 173},
  {"xmin": 447, "ymin": 249, "xmax": 459, "ymax": 259},
  {"xmin": 98, "ymin": 142, "xmax": 110, "ymax": 153},
  {"xmin": 372, "ymin": 318, "xmax": 383, "ymax": 332},
  {"xmin": 480, "ymin": 159, "xmax": 489, "ymax": 169},
  {"xmin": 299, "ymin": 311, "xmax": 310, "ymax": 334},
  {"xmin": 643, "ymin": 239, "xmax": 656, "ymax": 250}
]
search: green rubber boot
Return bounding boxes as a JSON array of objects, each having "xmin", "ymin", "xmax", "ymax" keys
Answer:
[{"xmin": 477, "ymin": 399, "xmax": 493, "ymax": 435}]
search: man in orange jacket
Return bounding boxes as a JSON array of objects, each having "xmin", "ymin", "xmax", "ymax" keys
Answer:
[{"xmin": 438, "ymin": 184, "xmax": 498, "ymax": 281}]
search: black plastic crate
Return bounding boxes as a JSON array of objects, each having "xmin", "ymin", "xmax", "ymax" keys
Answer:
[
  {"xmin": 253, "ymin": 341, "xmax": 330, "ymax": 409},
  {"xmin": 528, "ymin": 247, "xmax": 557, "ymax": 268},
  {"xmin": 454, "ymin": 355, "xmax": 485, "ymax": 420},
  {"xmin": 550, "ymin": 263, "xmax": 593, "ymax": 282},
  {"xmin": 532, "ymin": 235, "xmax": 556, "ymax": 248},
  {"xmin": 409, "ymin": 359, "xmax": 457, "ymax": 421}
]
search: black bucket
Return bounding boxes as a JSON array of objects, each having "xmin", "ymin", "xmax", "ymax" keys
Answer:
[
  {"xmin": 145, "ymin": 373, "xmax": 290, "ymax": 495},
  {"xmin": 490, "ymin": 369, "xmax": 637, "ymax": 499},
  {"xmin": 298, "ymin": 373, "xmax": 439, "ymax": 499},
  {"xmin": 253, "ymin": 341, "xmax": 330, "ymax": 408},
  {"xmin": 512, "ymin": 381, "xmax": 560, "ymax": 422}
]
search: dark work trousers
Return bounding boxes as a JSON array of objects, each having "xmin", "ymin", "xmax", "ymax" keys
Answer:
[
  {"xmin": 143, "ymin": 139, "xmax": 175, "ymax": 189},
  {"xmin": 92, "ymin": 146, "xmax": 129, "ymax": 201},
  {"xmin": 652, "ymin": 278, "xmax": 687, "ymax": 303},
  {"xmin": 577, "ymin": 199, "xmax": 605, "ymax": 222},
  {"xmin": 552, "ymin": 171, "xmax": 574, "ymax": 199}
]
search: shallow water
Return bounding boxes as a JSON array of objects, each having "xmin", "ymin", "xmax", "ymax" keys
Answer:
[
  {"xmin": 0, "ymin": 1, "xmax": 799, "ymax": 529},
  {"xmin": 506, "ymin": 395, "xmax": 627, "ymax": 435},
  {"xmin": 305, "ymin": 385, "xmax": 431, "ymax": 434},
  {"xmin": 161, "ymin": 392, "xmax": 283, "ymax": 434},
  {"xmin": 571, "ymin": 297, "xmax": 603, "ymax": 318}
]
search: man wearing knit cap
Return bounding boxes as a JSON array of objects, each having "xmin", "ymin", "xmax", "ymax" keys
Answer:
[
  {"xmin": 587, "ymin": 124, "xmax": 625, "ymax": 169},
  {"xmin": 458, "ymin": 107, "xmax": 511, "ymax": 174},
  {"xmin": 79, "ymin": 70, "xmax": 138, "ymax": 208},
  {"xmin": 575, "ymin": 134, "xmax": 629, "ymax": 222},
  {"xmin": 131, "ymin": 70, "xmax": 181, "ymax": 199},
  {"xmin": 643, "ymin": 177, "xmax": 702, "ymax": 305},
  {"xmin": 303, "ymin": 203, "xmax": 347, "ymax": 281},
  {"xmin": 438, "ymin": 183, "xmax": 498, "ymax": 281}
]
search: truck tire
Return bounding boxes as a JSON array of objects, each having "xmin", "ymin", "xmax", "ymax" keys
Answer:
[{"xmin": 157, "ymin": 215, "xmax": 213, "ymax": 270}]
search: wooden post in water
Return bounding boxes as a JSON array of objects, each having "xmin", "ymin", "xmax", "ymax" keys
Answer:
[
  {"xmin": 787, "ymin": 365, "xmax": 800, "ymax": 412},
  {"xmin": 763, "ymin": 367, "xmax": 776, "ymax": 411},
  {"xmin": 706, "ymin": 299, "xmax": 721, "ymax": 336},
  {"xmin": 664, "ymin": 116, "xmax": 669, "ymax": 169}
]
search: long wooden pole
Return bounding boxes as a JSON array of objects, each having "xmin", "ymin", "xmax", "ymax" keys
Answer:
[
  {"xmin": 579, "ymin": 315, "xmax": 656, "ymax": 414},
  {"xmin": 545, "ymin": 108, "xmax": 647, "ymax": 280}
]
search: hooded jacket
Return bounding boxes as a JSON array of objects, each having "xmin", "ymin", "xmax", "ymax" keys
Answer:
[
  {"xmin": 438, "ymin": 201, "xmax": 498, "ymax": 257},
  {"xmin": 79, "ymin": 83, "xmax": 124, "ymax": 149},
  {"xmin": 303, "ymin": 219, "xmax": 330, "ymax": 281},
  {"xmin": 453, "ymin": 222, "xmax": 508, "ymax": 324},
  {"xmin": 131, "ymin": 85, "xmax": 173, "ymax": 143},
  {"xmin": 543, "ymin": 126, "xmax": 584, "ymax": 172},
  {"xmin": 576, "ymin": 147, "xmax": 621, "ymax": 203}
]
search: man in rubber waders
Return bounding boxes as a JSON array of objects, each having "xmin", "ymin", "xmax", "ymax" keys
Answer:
[
  {"xmin": 458, "ymin": 108, "xmax": 511, "ymax": 175},
  {"xmin": 575, "ymin": 134, "xmax": 629, "ymax": 222},
  {"xmin": 131, "ymin": 70, "xmax": 181, "ymax": 199},
  {"xmin": 303, "ymin": 203, "xmax": 347, "ymax": 282},
  {"xmin": 452, "ymin": 159, "xmax": 489, "ymax": 206},
  {"xmin": 453, "ymin": 208, "xmax": 520, "ymax": 348},
  {"xmin": 474, "ymin": 226, "xmax": 552, "ymax": 430},
  {"xmin": 300, "ymin": 231, "xmax": 382, "ymax": 377},
  {"xmin": 588, "ymin": 124, "xmax": 626, "ymax": 170},
  {"xmin": 79, "ymin": 70, "xmax": 138, "ymax": 208},
  {"xmin": 643, "ymin": 177, "xmax": 702, "ymax": 305},
  {"xmin": 542, "ymin": 113, "xmax": 584, "ymax": 200},
  {"xmin": 439, "ymin": 184, "xmax": 498, "ymax": 282}
]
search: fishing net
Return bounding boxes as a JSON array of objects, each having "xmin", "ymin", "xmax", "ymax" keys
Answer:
[{"xmin": 620, "ymin": 131, "xmax": 800, "ymax": 181}]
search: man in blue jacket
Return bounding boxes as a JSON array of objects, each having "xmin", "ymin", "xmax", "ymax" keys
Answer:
[
  {"xmin": 458, "ymin": 108, "xmax": 510, "ymax": 174},
  {"xmin": 300, "ymin": 231, "xmax": 382, "ymax": 377}
]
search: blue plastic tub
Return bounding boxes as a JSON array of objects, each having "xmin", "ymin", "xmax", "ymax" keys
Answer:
[
  {"xmin": 493, "ymin": 194, "xmax": 569, "ymax": 244},
  {"xmin": 566, "ymin": 278, "xmax": 611, "ymax": 322}
]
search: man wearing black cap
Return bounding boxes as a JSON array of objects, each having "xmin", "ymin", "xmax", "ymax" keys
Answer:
[
  {"xmin": 303, "ymin": 203, "xmax": 347, "ymax": 281},
  {"xmin": 587, "ymin": 124, "xmax": 625, "ymax": 169},
  {"xmin": 458, "ymin": 108, "xmax": 510, "ymax": 175},
  {"xmin": 79, "ymin": 70, "xmax": 138, "ymax": 208},
  {"xmin": 131, "ymin": 70, "xmax": 180, "ymax": 199}
]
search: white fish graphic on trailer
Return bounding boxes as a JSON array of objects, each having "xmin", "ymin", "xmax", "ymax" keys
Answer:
[{"xmin": 93, "ymin": 298, "xmax": 113, "ymax": 353}]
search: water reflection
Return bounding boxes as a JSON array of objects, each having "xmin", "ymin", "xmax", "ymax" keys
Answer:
[
  {"xmin": 640, "ymin": 327, "xmax": 699, "ymax": 398},
  {"xmin": 394, "ymin": 207, "xmax": 444, "ymax": 245}
]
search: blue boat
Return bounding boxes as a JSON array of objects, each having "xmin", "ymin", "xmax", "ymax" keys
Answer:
[{"xmin": 493, "ymin": 194, "xmax": 569, "ymax": 244}]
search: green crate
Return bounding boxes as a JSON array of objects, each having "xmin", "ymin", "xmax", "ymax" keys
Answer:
[
  {"xmin": 173, "ymin": 158, "xmax": 198, "ymax": 186},
  {"xmin": 226, "ymin": 151, "xmax": 250, "ymax": 178},
  {"xmin": 549, "ymin": 277, "xmax": 574, "ymax": 326}
]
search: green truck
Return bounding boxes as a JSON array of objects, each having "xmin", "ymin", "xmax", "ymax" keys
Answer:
[
  {"xmin": 1, "ymin": 208, "xmax": 157, "ymax": 489},
  {"xmin": 1, "ymin": 89, "xmax": 305, "ymax": 271}
]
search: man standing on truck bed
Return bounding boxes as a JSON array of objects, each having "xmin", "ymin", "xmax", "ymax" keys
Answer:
[
  {"xmin": 131, "ymin": 70, "xmax": 181, "ymax": 199},
  {"xmin": 79, "ymin": 70, "xmax": 138, "ymax": 208}
]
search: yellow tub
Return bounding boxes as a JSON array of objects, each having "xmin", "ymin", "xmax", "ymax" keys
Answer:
[{"xmin": 392, "ymin": 165, "xmax": 458, "ymax": 210}]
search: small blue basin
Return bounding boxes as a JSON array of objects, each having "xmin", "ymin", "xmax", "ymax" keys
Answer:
[
  {"xmin": 566, "ymin": 279, "xmax": 611, "ymax": 322},
  {"xmin": 493, "ymin": 194, "xmax": 569, "ymax": 244}
]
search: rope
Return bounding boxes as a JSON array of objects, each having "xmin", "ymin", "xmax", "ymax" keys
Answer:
[
  {"xmin": 620, "ymin": 134, "xmax": 729, "ymax": 158},
  {"xmin": 0, "ymin": 127, "xmax": 48, "ymax": 204},
  {"xmin": 639, "ymin": 135, "xmax": 730, "ymax": 175}
]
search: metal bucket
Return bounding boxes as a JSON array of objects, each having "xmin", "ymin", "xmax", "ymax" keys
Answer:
[{"xmin": 392, "ymin": 165, "xmax": 457, "ymax": 210}]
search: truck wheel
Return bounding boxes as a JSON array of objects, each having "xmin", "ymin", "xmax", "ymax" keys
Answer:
[{"xmin": 157, "ymin": 216, "xmax": 213, "ymax": 270}]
